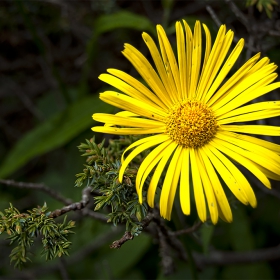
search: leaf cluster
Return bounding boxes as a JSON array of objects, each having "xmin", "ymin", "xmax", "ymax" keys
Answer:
[
  {"xmin": 75, "ymin": 137, "xmax": 148, "ymax": 235},
  {"xmin": 246, "ymin": 0, "xmax": 278, "ymax": 18},
  {"xmin": 0, "ymin": 203, "xmax": 75, "ymax": 269}
]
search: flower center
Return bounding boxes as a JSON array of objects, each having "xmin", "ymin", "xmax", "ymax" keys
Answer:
[{"xmin": 165, "ymin": 100, "xmax": 219, "ymax": 148}]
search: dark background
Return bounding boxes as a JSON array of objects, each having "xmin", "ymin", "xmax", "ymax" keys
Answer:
[{"xmin": 1, "ymin": 0, "xmax": 280, "ymax": 279}]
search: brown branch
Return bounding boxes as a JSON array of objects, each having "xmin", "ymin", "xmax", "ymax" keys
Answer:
[
  {"xmin": 225, "ymin": 0, "xmax": 249, "ymax": 29},
  {"xmin": 0, "ymin": 179, "xmax": 72, "ymax": 205},
  {"xmin": 110, "ymin": 231, "xmax": 134, "ymax": 249},
  {"xmin": 206, "ymin": 5, "xmax": 222, "ymax": 27},
  {"xmin": 206, "ymin": 4, "xmax": 258, "ymax": 53},
  {"xmin": 172, "ymin": 221, "xmax": 203, "ymax": 236},
  {"xmin": 49, "ymin": 187, "xmax": 90, "ymax": 218},
  {"xmin": 81, "ymin": 208, "xmax": 108, "ymax": 223},
  {"xmin": 194, "ymin": 244, "xmax": 280, "ymax": 268},
  {"xmin": 0, "ymin": 179, "xmax": 108, "ymax": 222},
  {"xmin": 109, "ymin": 211, "xmax": 154, "ymax": 249},
  {"xmin": 10, "ymin": 227, "xmax": 122, "ymax": 278},
  {"xmin": 157, "ymin": 227, "xmax": 175, "ymax": 276},
  {"xmin": 152, "ymin": 208, "xmax": 188, "ymax": 262}
]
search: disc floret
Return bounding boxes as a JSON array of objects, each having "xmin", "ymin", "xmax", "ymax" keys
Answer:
[{"xmin": 165, "ymin": 100, "xmax": 219, "ymax": 148}]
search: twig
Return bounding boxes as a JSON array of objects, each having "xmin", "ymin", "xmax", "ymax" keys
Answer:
[
  {"xmin": 194, "ymin": 244, "xmax": 280, "ymax": 267},
  {"xmin": 0, "ymin": 179, "xmax": 72, "ymax": 205},
  {"xmin": 49, "ymin": 187, "xmax": 91, "ymax": 218},
  {"xmin": 109, "ymin": 211, "xmax": 155, "ymax": 249},
  {"xmin": 157, "ymin": 227, "xmax": 175, "ymax": 276},
  {"xmin": 225, "ymin": 0, "xmax": 249, "ymax": 29},
  {"xmin": 172, "ymin": 221, "xmax": 203, "ymax": 236},
  {"xmin": 110, "ymin": 231, "xmax": 134, "ymax": 249},
  {"xmin": 81, "ymin": 208, "xmax": 108, "ymax": 223},
  {"xmin": 153, "ymin": 209, "xmax": 188, "ymax": 262},
  {"xmin": 59, "ymin": 258, "xmax": 70, "ymax": 280},
  {"xmin": 206, "ymin": 4, "xmax": 258, "ymax": 53},
  {"xmin": 206, "ymin": 5, "xmax": 222, "ymax": 27},
  {"xmin": 10, "ymin": 227, "xmax": 122, "ymax": 278},
  {"xmin": 0, "ymin": 179, "xmax": 108, "ymax": 222}
]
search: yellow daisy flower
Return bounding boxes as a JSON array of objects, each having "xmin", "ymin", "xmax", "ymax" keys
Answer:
[{"xmin": 92, "ymin": 20, "xmax": 280, "ymax": 224}]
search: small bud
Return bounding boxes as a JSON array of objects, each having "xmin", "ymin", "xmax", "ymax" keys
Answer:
[
  {"xmin": 94, "ymin": 202, "xmax": 102, "ymax": 211},
  {"xmin": 15, "ymin": 224, "xmax": 21, "ymax": 234},
  {"xmin": 69, "ymin": 221, "xmax": 75, "ymax": 227}
]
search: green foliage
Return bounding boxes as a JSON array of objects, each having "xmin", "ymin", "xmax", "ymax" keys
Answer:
[
  {"xmin": 246, "ymin": 0, "xmax": 278, "ymax": 18},
  {"xmin": 93, "ymin": 10, "xmax": 156, "ymax": 35},
  {"xmin": 75, "ymin": 137, "xmax": 148, "ymax": 235},
  {"xmin": 0, "ymin": 95, "xmax": 113, "ymax": 179},
  {"xmin": 0, "ymin": 203, "xmax": 75, "ymax": 269}
]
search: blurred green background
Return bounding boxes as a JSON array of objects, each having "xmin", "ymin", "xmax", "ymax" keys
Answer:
[{"xmin": 1, "ymin": 0, "xmax": 280, "ymax": 279}]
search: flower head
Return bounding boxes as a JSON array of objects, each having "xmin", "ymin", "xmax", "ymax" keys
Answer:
[{"xmin": 92, "ymin": 20, "xmax": 280, "ymax": 224}]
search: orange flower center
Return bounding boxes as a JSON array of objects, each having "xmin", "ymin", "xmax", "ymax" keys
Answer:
[{"xmin": 165, "ymin": 100, "xmax": 219, "ymax": 148}]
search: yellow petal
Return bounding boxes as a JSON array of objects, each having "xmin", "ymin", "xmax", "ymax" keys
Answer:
[
  {"xmin": 136, "ymin": 140, "xmax": 172, "ymax": 203},
  {"xmin": 92, "ymin": 126, "xmax": 165, "ymax": 135},
  {"xmin": 215, "ymin": 78, "xmax": 280, "ymax": 115},
  {"xmin": 93, "ymin": 113, "xmax": 165, "ymax": 128},
  {"xmin": 196, "ymin": 150, "xmax": 219, "ymax": 224},
  {"xmin": 199, "ymin": 148, "xmax": 232, "ymax": 222},
  {"xmin": 221, "ymin": 124, "xmax": 280, "ymax": 136},
  {"xmin": 180, "ymin": 148, "xmax": 190, "ymax": 215},
  {"xmin": 142, "ymin": 32, "xmax": 177, "ymax": 104},
  {"xmin": 119, "ymin": 135, "xmax": 169, "ymax": 183},
  {"xmin": 147, "ymin": 142, "xmax": 178, "ymax": 207},
  {"xmin": 176, "ymin": 21, "xmax": 187, "ymax": 100},
  {"xmin": 207, "ymin": 53, "xmax": 261, "ymax": 107},
  {"xmin": 194, "ymin": 24, "xmax": 226, "ymax": 101},
  {"xmin": 202, "ymin": 145, "xmax": 249, "ymax": 206},
  {"xmin": 160, "ymin": 146, "xmax": 183, "ymax": 220},
  {"xmin": 189, "ymin": 21, "xmax": 202, "ymax": 99},
  {"xmin": 223, "ymin": 132, "xmax": 280, "ymax": 155},
  {"xmin": 212, "ymin": 137, "xmax": 271, "ymax": 189},
  {"xmin": 157, "ymin": 24, "xmax": 182, "ymax": 100},
  {"xmin": 216, "ymin": 130, "xmax": 280, "ymax": 175},
  {"xmin": 213, "ymin": 63, "xmax": 278, "ymax": 113},
  {"xmin": 197, "ymin": 28, "xmax": 234, "ymax": 101},
  {"xmin": 99, "ymin": 91, "xmax": 167, "ymax": 120},
  {"xmin": 218, "ymin": 101, "xmax": 280, "ymax": 122},
  {"xmin": 123, "ymin": 44, "xmax": 173, "ymax": 107},
  {"xmin": 203, "ymin": 38, "xmax": 244, "ymax": 104},
  {"xmin": 190, "ymin": 148, "xmax": 207, "ymax": 222},
  {"xmin": 107, "ymin": 68, "xmax": 168, "ymax": 110},
  {"xmin": 182, "ymin": 20, "xmax": 193, "ymax": 99},
  {"xmin": 99, "ymin": 73, "xmax": 166, "ymax": 111}
]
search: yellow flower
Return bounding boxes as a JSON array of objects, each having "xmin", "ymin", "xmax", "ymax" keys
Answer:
[{"xmin": 92, "ymin": 20, "xmax": 280, "ymax": 224}]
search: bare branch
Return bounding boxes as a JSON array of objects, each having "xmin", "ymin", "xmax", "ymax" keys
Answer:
[
  {"xmin": 110, "ymin": 211, "xmax": 154, "ymax": 248},
  {"xmin": 10, "ymin": 227, "xmax": 122, "ymax": 278},
  {"xmin": 172, "ymin": 221, "xmax": 203, "ymax": 236},
  {"xmin": 153, "ymin": 209, "xmax": 188, "ymax": 262},
  {"xmin": 225, "ymin": 0, "xmax": 249, "ymax": 29},
  {"xmin": 110, "ymin": 231, "xmax": 134, "ymax": 249},
  {"xmin": 195, "ymin": 244, "xmax": 280, "ymax": 267},
  {"xmin": 158, "ymin": 227, "xmax": 175, "ymax": 276},
  {"xmin": 206, "ymin": 4, "xmax": 258, "ymax": 54},
  {"xmin": 82, "ymin": 208, "xmax": 108, "ymax": 223},
  {"xmin": 206, "ymin": 5, "xmax": 222, "ymax": 27},
  {"xmin": 0, "ymin": 179, "xmax": 72, "ymax": 205},
  {"xmin": 49, "ymin": 187, "xmax": 91, "ymax": 218}
]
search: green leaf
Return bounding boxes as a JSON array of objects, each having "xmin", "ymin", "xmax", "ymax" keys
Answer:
[
  {"xmin": 80, "ymin": 11, "xmax": 156, "ymax": 96},
  {"xmin": 221, "ymin": 263, "xmax": 274, "ymax": 280},
  {"xmin": 94, "ymin": 10, "xmax": 156, "ymax": 35},
  {"xmin": 101, "ymin": 233, "xmax": 151, "ymax": 278},
  {"xmin": 0, "ymin": 95, "xmax": 113, "ymax": 178},
  {"xmin": 228, "ymin": 207, "xmax": 254, "ymax": 251},
  {"xmin": 200, "ymin": 224, "xmax": 214, "ymax": 255}
]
